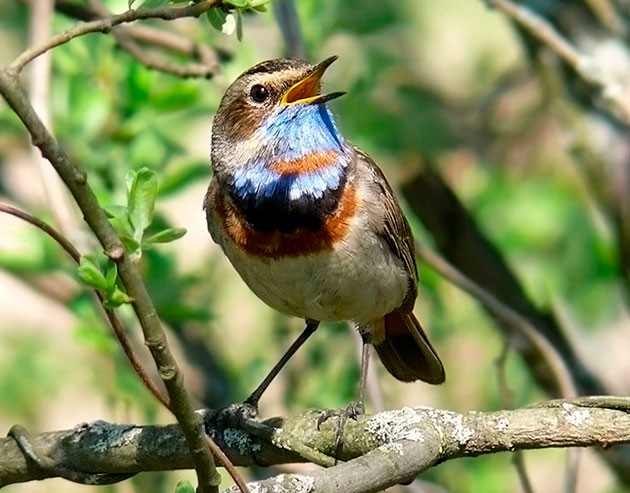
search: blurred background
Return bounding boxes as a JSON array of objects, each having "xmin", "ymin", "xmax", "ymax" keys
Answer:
[{"xmin": 0, "ymin": 0, "xmax": 629, "ymax": 492}]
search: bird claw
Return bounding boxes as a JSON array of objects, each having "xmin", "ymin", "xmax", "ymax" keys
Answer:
[
  {"xmin": 212, "ymin": 401, "xmax": 259, "ymax": 431},
  {"xmin": 316, "ymin": 400, "xmax": 365, "ymax": 460},
  {"xmin": 316, "ymin": 400, "xmax": 364, "ymax": 429}
]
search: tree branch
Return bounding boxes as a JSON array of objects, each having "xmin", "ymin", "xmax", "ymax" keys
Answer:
[
  {"xmin": 8, "ymin": 0, "xmax": 220, "ymax": 74},
  {"xmin": 0, "ymin": 57, "xmax": 221, "ymax": 493},
  {"xmin": 51, "ymin": 0, "xmax": 228, "ymax": 77},
  {"xmin": 3, "ymin": 398, "xmax": 630, "ymax": 490},
  {"xmin": 84, "ymin": 0, "xmax": 221, "ymax": 78},
  {"xmin": 402, "ymin": 165, "xmax": 605, "ymax": 397},
  {"xmin": 482, "ymin": 0, "xmax": 630, "ymax": 125},
  {"xmin": 0, "ymin": 201, "xmax": 170, "ymax": 407}
]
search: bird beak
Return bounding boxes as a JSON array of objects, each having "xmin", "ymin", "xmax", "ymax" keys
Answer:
[{"xmin": 281, "ymin": 56, "xmax": 346, "ymax": 106}]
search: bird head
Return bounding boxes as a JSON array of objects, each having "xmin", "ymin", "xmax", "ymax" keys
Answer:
[{"xmin": 211, "ymin": 57, "xmax": 346, "ymax": 176}]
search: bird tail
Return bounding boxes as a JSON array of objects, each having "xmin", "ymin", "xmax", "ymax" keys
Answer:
[{"xmin": 373, "ymin": 310, "xmax": 445, "ymax": 384}]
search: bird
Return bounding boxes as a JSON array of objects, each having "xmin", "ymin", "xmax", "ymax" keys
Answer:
[{"xmin": 204, "ymin": 56, "xmax": 445, "ymax": 416}]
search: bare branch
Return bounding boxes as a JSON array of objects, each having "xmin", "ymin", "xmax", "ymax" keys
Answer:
[
  {"xmin": 0, "ymin": 61, "xmax": 220, "ymax": 493},
  {"xmin": 273, "ymin": 0, "xmax": 306, "ymax": 59},
  {"xmin": 51, "ymin": 0, "xmax": 226, "ymax": 76},
  {"xmin": 416, "ymin": 243, "xmax": 577, "ymax": 399},
  {"xmin": 112, "ymin": 29, "xmax": 219, "ymax": 78},
  {"xmin": 8, "ymin": 0, "xmax": 220, "ymax": 74},
  {"xmin": 0, "ymin": 201, "xmax": 169, "ymax": 407},
  {"xmin": 483, "ymin": 0, "xmax": 630, "ymax": 125},
  {"xmin": 3, "ymin": 399, "xmax": 630, "ymax": 491},
  {"xmin": 85, "ymin": 0, "xmax": 220, "ymax": 78},
  {"xmin": 402, "ymin": 166, "xmax": 605, "ymax": 397}
]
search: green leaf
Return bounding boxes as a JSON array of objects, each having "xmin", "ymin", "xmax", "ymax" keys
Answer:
[
  {"xmin": 109, "ymin": 214, "xmax": 135, "ymax": 246},
  {"xmin": 104, "ymin": 204, "xmax": 129, "ymax": 220},
  {"xmin": 105, "ymin": 262, "xmax": 118, "ymax": 291},
  {"xmin": 119, "ymin": 234, "xmax": 141, "ymax": 253},
  {"xmin": 104, "ymin": 288, "xmax": 133, "ymax": 308},
  {"xmin": 175, "ymin": 480, "xmax": 195, "ymax": 493},
  {"xmin": 206, "ymin": 9, "xmax": 228, "ymax": 31},
  {"xmin": 77, "ymin": 257, "xmax": 108, "ymax": 291},
  {"xmin": 225, "ymin": 0, "xmax": 247, "ymax": 7},
  {"xmin": 249, "ymin": 0, "xmax": 270, "ymax": 7},
  {"xmin": 144, "ymin": 228, "xmax": 187, "ymax": 247},
  {"xmin": 128, "ymin": 167, "xmax": 158, "ymax": 240},
  {"xmin": 125, "ymin": 169, "xmax": 137, "ymax": 196}
]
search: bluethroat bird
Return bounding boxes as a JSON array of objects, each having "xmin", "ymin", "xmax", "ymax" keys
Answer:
[{"xmin": 204, "ymin": 56, "xmax": 445, "ymax": 416}]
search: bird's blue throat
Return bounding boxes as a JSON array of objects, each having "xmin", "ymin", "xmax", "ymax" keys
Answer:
[{"xmin": 225, "ymin": 104, "xmax": 349, "ymax": 233}]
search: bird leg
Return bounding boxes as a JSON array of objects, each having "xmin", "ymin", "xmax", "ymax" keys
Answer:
[
  {"xmin": 215, "ymin": 319, "xmax": 320, "ymax": 430},
  {"xmin": 353, "ymin": 323, "xmax": 372, "ymax": 413},
  {"xmin": 317, "ymin": 323, "xmax": 372, "ymax": 459},
  {"xmin": 243, "ymin": 318, "xmax": 320, "ymax": 412}
]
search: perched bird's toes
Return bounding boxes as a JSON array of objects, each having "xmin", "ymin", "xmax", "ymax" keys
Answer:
[
  {"xmin": 343, "ymin": 400, "xmax": 365, "ymax": 420},
  {"xmin": 214, "ymin": 401, "xmax": 260, "ymax": 429},
  {"xmin": 315, "ymin": 401, "xmax": 365, "ymax": 461},
  {"xmin": 316, "ymin": 400, "xmax": 365, "ymax": 429},
  {"xmin": 316, "ymin": 409, "xmax": 336, "ymax": 430}
]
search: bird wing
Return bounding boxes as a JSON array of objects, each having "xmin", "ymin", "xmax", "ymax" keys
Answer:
[
  {"xmin": 203, "ymin": 177, "xmax": 222, "ymax": 246},
  {"xmin": 354, "ymin": 147, "xmax": 419, "ymax": 313}
]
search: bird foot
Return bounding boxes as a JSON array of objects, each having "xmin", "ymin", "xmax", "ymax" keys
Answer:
[
  {"xmin": 212, "ymin": 401, "xmax": 259, "ymax": 430},
  {"xmin": 316, "ymin": 400, "xmax": 365, "ymax": 460},
  {"xmin": 316, "ymin": 400, "xmax": 364, "ymax": 428}
]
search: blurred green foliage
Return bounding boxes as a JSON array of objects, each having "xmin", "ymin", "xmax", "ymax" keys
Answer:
[{"xmin": 0, "ymin": 0, "xmax": 627, "ymax": 492}]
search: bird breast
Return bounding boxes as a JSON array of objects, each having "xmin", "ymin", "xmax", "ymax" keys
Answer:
[
  {"xmin": 210, "ymin": 180, "xmax": 410, "ymax": 323},
  {"xmin": 225, "ymin": 151, "xmax": 349, "ymax": 233}
]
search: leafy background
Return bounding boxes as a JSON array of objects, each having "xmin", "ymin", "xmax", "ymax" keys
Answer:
[{"xmin": 0, "ymin": 0, "xmax": 628, "ymax": 492}]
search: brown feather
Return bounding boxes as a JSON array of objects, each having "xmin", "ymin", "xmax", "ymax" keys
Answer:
[
  {"xmin": 374, "ymin": 310, "xmax": 445, "ymax": 384},
  {"xmin": 354, "ymin": 147, "xmax": 418, "ymax": 312},
  {"xmin": 352, "ymin": 148, "xmax": 445, "ymax": 384}
]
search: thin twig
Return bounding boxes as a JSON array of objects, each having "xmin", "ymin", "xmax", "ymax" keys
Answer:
[
  {"xmin": 86, "ymin": 0, "xmax": 219, "ymax": 78},
  {"xmin": 112, "ymin": 29, "xmax": 219, "ymax": 78},
  {"xmin": 205, "ymin": 436, "xmax": 251, "ymax": 493},
  {"xmin": 0, "ymin": 67, "xmax": 220, "ymax": 493},
  {"xmin": 0, "ymin": 201, "xmax": 169, "ymax": 407},
  {"xmin": 483, "ymin": 0, "xmax": 630, "ymax": 125},
  {"xmin": 584, "ymin": 0, "xmax": 627, "ymax": 35},
  {"xmin": 563, "ymin": 449, "xmax": 580, "ymax": 493},
  {"xmin": 495, "ymin": 343, "xmax": 535, "ymax": 493},
  {"xmin": 9, "ymin": 0, "xmax": 220, "ymax": 74},
  {"xmin": 273, "ymin": 0, "xmax": 306, "ymax": 59},
  {"xmin": 122, "ymin": 24, "xmax": 220, "ymax": 64},
  {"xmin": 416, "ymin": 244, "xmax": 578, "ymax": 398},
  {"xmin": 48, "ymin": 0, "xmax": 225, "ymax": 70}
]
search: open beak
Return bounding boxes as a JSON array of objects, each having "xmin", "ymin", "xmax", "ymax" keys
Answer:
[{"xmin": 281, "ymin": 56, "xmax": 346, "ymax": 106}]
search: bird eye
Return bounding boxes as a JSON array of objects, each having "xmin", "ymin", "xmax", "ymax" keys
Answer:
[{"xmin": 250, "ymin": 84, "xmax": 269, "ymax": 103}]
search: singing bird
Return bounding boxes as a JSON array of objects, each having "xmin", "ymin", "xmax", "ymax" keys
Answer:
[{"xmin": 204, "ymin": 56, "xmax": 445, "ymax": 412}]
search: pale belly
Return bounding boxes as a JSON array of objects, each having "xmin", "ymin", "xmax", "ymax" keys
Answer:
[{"xmin": 220, "ymin": 229, "xmax": 409, "ymax": 324}]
